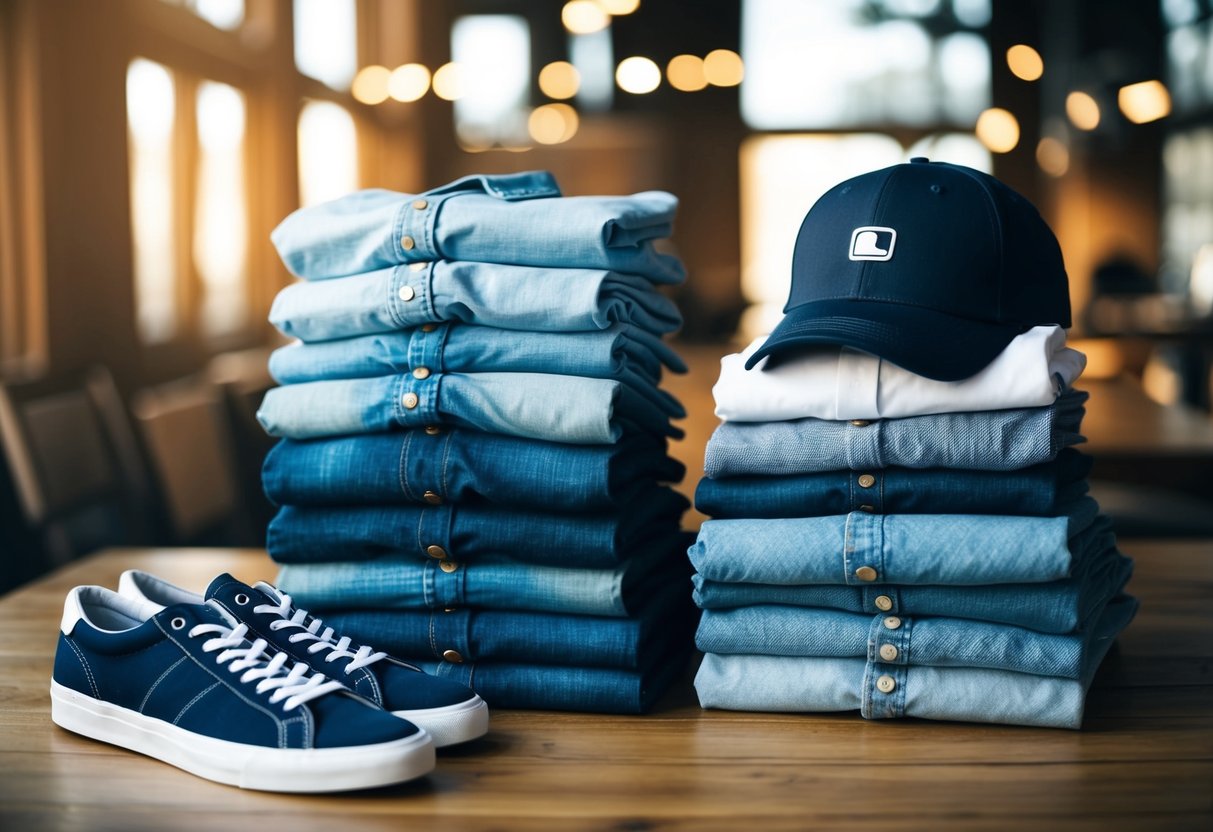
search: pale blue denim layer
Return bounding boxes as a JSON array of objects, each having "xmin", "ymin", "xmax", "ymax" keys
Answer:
[
  {"xmin": 688, "ymin": 503, "xmax": 1103, "ymax": 586},
  {"xmin": 267, "ymin": 486, "xmax": 690, "ymax": 568},
  {"xmin": 270, "ymin": 172, "xmax": 685, "ymax": 284},
  {"xmin": 268, "ymin": 265, "xmax": 683, "ymax": 343},
  {"xmin": 256, "ymin": 372, "xmax": 683, "ymax": 443},
  {"xmin": 268, "ymin": 323, "xmax": 684, "ymax": 386},
  {"xmin": 704, "ymin": 391, "xmax": 1086, "ymax": 476},
  {"xmin": 274, "ymin": 547, "xmax": 681, "ymax": 617},
  {"xmin": 692, "ymin": 544, "xmax": 1133, "ymax": 634},
  {"xmin": 318, "ymin": 581, "xmax": 697, "ymax": 670},
  {"xmin": 694, "ymin": 593, "xmax": 1137, "ymax": 729},
  {"xmin": 262, "ymin": 430, "xmax": 683, "ymax": 511}
]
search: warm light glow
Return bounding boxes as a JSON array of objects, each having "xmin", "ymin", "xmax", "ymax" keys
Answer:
[
  {"xmin": 1118, "ymin": 80, "xmax": 1172, "ymax": 124},
  {"xmin": 974, "ymin": 107, "xmax": 1019, "ymax": 153},
  {"xmin": 562, "ymin": 0, "xmax": 609, "ymax": 34},
  {"xmin": 1066, "ymin": 339, "xmax": 1123, "ymax": 379},
  {"xmin": 1066, "ymin": 91, "xmax": 1101, "ymax": 130},
  {"xmin": 298, "ymin": 100, "xmax": 358, "ymax": 207},
  {"xmin": 703, "ymin": 49, "xmax": 744, "ymax": 87},
  {"xmin": 388, "ymin": 63, "xmax": 430, "ymax": 102},
  {"xmin": 1036, "ymin": 136, "xmax": 1070, "ymax": 177},
  {"xmin": 528, "ymin": 103, "xmax": 579, "ymax": 144},
  {"xmin": 667, "ymin": 54, "xmax": 707, "ymax": 92},
  {"xmin": 538, "ymin": 61, "xmax": 580, "ymax": 99},
  {"xmin": 598, "ymin": 0, "xmax": 640, "ymax": 14},
  {"xmin": 432, "ymin": 62, "xmax": 465, "ymax": 101},
  {"xmin": 616, "ymin": 56, "xmax": 661, "ymax": 94},
  {"xmin": 1006, "ymin": 44, "xmax": 1043, "ymax": 81},
  {"xmin": 351, "ymin": 65, "xmax": 390, "ymax": 105}
]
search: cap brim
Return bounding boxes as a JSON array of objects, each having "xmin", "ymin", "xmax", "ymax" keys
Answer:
[{"xmin": 744, "ymin": 299, "xmax": 1028, "ymax": 381}]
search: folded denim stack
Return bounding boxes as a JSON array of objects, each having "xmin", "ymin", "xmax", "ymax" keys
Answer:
[
  {"xmin": 689, "ymin": 159, "xmax": 1136, "ymax": 729},
  {"xmin": 255, "ymin": 171, "xmax": 695, "ymax": 713}
]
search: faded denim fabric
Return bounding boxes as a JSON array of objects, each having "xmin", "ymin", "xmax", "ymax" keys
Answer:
[
  {"xmin": 256, "ymin": 372, "xmax": 683, "ymax": 443},
  {"xmin": 695, "ymin": 449, "xmax": 1091, "ymax": 518},
  {"xmin": 268, "ymin": 265, "xmax": 683, "ymax": 343},
  {"xmin": 270, "ymin": 172, "xmax": 685, "ymax": 284},
  {"xmin": 267, "ymin": 486, "xmax": 690, "ymax": 568},
  {"xmin": 704, "ymin": 391, "xmax": 1086, "ymax": 477},
  {"xmin": 694, "ymin": 593, "xmax": 1138, "ymax": 729},
  {"xmin": 688, "ymin": 503, "xmax": 1104, "ymax": 587},
  {"xmin": 262, "ymin": 430, "xmax": 684, "ymax": 511}
]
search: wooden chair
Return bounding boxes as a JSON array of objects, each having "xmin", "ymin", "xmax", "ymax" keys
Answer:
[{"xmin": 0, "ymin": 366, "xmax": 157, "ymax": 581}]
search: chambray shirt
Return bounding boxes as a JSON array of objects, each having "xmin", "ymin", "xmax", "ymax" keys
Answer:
[
  {"xmin": 688, "ymin": 502, "xmax": 1103, "ymax": 587},
  {"xmin": 716, "ymin": 326, "xmax": 1085, "ymax": 422},
  {"xmin": 263, "ymin": 430, "xmax": 684, "ymax": 512},
  {"xmin": 694, "ymin": 593, "xmax": 1138, "ymax": 729},
  {"xmin": 704, "ymin": 391, "xmax": 1086, "ymax": 476},
  {"xmin": 268, "ymin": 264, "xmax": 683, "ymax": 343},
  {"xmin": 256, "ymin": 372, "xmax": 684, "ymax": 444},
  {"xmin": 270, "ymin": 171, "xmax": 685, "ymax": 284}
]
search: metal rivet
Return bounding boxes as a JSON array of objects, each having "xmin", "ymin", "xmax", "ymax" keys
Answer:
[
  {"xmin": 879, "ymin": 644, "xmax": 899, "ymax": 661},
  {"xmin": 412, "ymin": 367, "xmax": 431, "ymax": 380},
  {"xmin": 858, "ymin": 474, "xmax": 876, "ymax": 488},
  {"xmin": 439, "ymin": 561, "xmax": 458, "ymax": 573},
  {"xmin": 442, "ymin": 649, "xmax": 463, "ymax": 663},
  {"xmin": 398, "ymin": 285, "xmax": 416, "ymax": 302},
  {"xmin": 401, "ymin": 235, "xmax": 415, "ymax": 250},
  {"xmin": 170, "ymin": 617, "xmax": 186, "ymax": 630},
  {"xmin": 876, "ymin": 675, "xmax": 896, "ymax": 693},
  {"xmin": 855, "ymin": 566, "xmax": 878, "ymax": 582},
  {"xmin": 234, "ymin": 593, "xmax": 250, "ymax": 606},
  {"xmin": 401, "ymin": 392, "xmax": 419, "ymax": 409},
  {"xmin": 874, "ymin": 595, "xmax": 893, "ymax": 611},
  {"xmin": 858, "ymin": 504, "xmax": 875, "ymax": 513},
  {"xmin": 420, "ymin": 323, "xmax": 437, "ymax": 333},
  {"xmin": 424, "ymin": 425, "xmax": 442, "ymax": 436},
  {"xmin": 850, "ymin": 419, "xmax": 871, "ymax": 427},
  {"xmin": 422, "ymin": 490, "xmax": 443, "ymax": 505},
  {"xmin": 443, "ymin": 607, "xmax": 456, "ymax": 613},
  {"xmin": 426, "ymin": 544, "xmax": 448, "ymax": 560},
  {"xmin": 412, "ymin": 199, "xmax": 429, "ymax": 210},
  {"xmin": 884, "ymin": 616, "xmax": 902, "ymax": 630}
]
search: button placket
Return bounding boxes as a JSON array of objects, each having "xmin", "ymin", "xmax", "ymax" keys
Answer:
[
  {"xmin": 867, "ymin": 611, "xmax": 911, "ymax": 666},
  {"xmin": 396, "ymin": 192, "xmax": 441, "ymax": 262},
  {"xmin": 429, "ymin": 608, "xmax": 472, "ymax": 664},
  {"xmin": 393, "ymin": 373, "xmax": 441, "ymax": 428},
  {"xmin": 389, "ymin": 263, "xmax": 436, "ymax": 329},
  {"xmin": 843, "ymin": 511, "xmax": 882, "ymax": 585},
  {"xmin": 414, "ymin": 501, "xmax": 454, "ymax": 563}
]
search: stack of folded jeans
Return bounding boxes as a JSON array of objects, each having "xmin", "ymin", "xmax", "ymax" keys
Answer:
[
  {"xmin": 255, "ymin": 171, "xmax": 696, "ymax": 713},
  {"xmin": 689, "ymin": 326, "xmax": 1137, "ymax": 729}
]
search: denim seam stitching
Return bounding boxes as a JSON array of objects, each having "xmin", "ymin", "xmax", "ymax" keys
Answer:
[
  {"xmin": 63, "ymin": 636, "xmax": 100, "ymax": 698},
  {"xmin": 139, "ymin": 655, "xmax": 188, "ymax": 713}
]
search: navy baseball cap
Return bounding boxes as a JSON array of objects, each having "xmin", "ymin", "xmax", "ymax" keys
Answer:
[{"xmin": 745, "ymin": 157, "xmax": 1071, "ymax": 380}]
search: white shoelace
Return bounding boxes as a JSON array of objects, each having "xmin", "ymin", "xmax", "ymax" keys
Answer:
[
  {"xmin": 189, "ymin": 621, "xmax": 346, "ymax": 710},
  {"xmin": 254, "ymin": 592, "xmax": 387, "ymax": 674}
]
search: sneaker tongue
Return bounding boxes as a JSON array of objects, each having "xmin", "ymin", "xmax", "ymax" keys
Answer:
[
  {"xmin": 201, "ymin": 599, "xmax": 240, "ymax": 627},
  {"xmin": 252, "ymin": 581, "xmax": 285, "ymax": 605}
]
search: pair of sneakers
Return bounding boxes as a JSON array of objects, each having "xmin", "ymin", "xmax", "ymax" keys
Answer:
[{"xmin": 50, "ymin": 570, "xmax": 489, "ymax": 792}]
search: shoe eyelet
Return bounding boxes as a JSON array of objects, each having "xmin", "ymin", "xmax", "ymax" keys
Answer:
[
  {"xmin": 170, "ymin": 616, "xmax": 186, "ymax": 630},
  {"xmin": 234, "ymin": 593, "xmax": 250, "ymax": 606}
]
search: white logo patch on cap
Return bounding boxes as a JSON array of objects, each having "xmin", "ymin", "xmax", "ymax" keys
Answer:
[{"xmin": 849, "ymin": 226, "xmax": 896, "ymax": 262}]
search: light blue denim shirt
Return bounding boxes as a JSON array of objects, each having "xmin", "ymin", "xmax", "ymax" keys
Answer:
[
  {"xmin": 256, "ymin": 372, "xmax": 683, "ymax": 443},
  {"xmin": 689, "ymin": 503, "xmax": 1103, "ymax": 586},
  {"xmin": 694, "ymin": 593, "xmax": 1137, "ymax": 729},
  {"xmin": 270, "ymin": 172, "xmax": 685, "ymax": 284},
  {"xmin": 268, "ymin": 323, "xmax": 684, "ymax": 387},
  {"xmin": 692, "ymin": 543, "xmax": 1133, "ymax": 634},
  {"xmin": 268, "ymin": 264, "xmax": 683, "ymax": 343},
  {"xmin": 704, "ymin": 391, "xmax": 1086, "ymax": 477}
]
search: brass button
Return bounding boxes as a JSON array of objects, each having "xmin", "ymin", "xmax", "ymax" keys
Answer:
[
  {"xmin": 855, "ymin": 566, "xmax": 878, "ymax": 582},
  {"xmin": 409, "ymin": 261, "xmax": 427, "ymax": 272},
  {"xmin": 425, "ymin": 544, "xmax": 448, "ymax": 560},
  {"xmin": 850, "ymin": 419, "xmax": 871, "ymax": 427},
  {"xmin": 443, "ymin": 607, "xmax": 456, "ymax": 613},
  {"xmin": 442, "ymin": 649, "xmax": 463, "ymax": 663},
  {"xmin": 401, "ymin": 235, "xmax": 415, "ymax": 250},
  {"xmin": 398, "ymin": 285, "xmax": 416, "ymax": 301},
  {"xmin": 876, "ymin": 675, "xmax": 896, "ymax": 693},
  {"xmin": 858, "ymin": 474, "xmax": 876, "ymax": 488},
  {"xmin": 412, "ymin": 367, "xmax": 431, "ymax": 380},
  {"xmin": 401, "ymin": 392, "xmax": 419, "ymax": 409},
  {"xmin": 422, "ymin": 490, "xmax": 443, "ymax": 505},
  {"xmin": 884, "ymin": 616, "xmax": 902, "ymax": 630},
  {"xmin": 424, "ymin": 425, "xmax": 442, "ymax": 436},
  {"xmin": 412, "ymin": 199, "xmax": 429, "ymax": 210},
  {"xmin": 439, "ymin": 560, "xmax": 458, "ymax": 573},
  {"xmin": 874, "ymin": 595, "xmax": 893, "ymax": 611},
  {"xmin": 879, "ymin": 644, "xmax": 899, "ymax": 661},
  {"xmin": 858, "ymin": 504, "xmax": 875, "ymax": 513},
  {"xmin": 420, "ymin": 323, "xmax": 437, "ymax": 333}
]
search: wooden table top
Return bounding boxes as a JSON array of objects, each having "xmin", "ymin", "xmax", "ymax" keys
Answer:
[{"xmin": 1, "ymin": 544, "xmax": 1210, "ymax": 831}]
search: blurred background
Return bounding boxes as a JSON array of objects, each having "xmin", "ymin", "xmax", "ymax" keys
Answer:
[{"xmin": 1, "ymin": 0, "xmax": 1211, "ymax": 591}]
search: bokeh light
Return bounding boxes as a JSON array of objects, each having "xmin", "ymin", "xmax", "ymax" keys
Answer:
[
  {"xmin": 388, "ymin": 63, "xmax": 430, "ymax": 103},
  {"xmin": 539, "ymin": 61, "xmax": 581, "ymax": 100},
  {"xmin": 667, "ymin": 54, "xmax": 707, "ymax": 92},
  {"xmin": 1006, "ymin": 44, "xmax": 1043, "ymax": 81},
  {"xmin": 616, "ymin": 56, "xmax": 661, "ymax": 94},
  {"xmin": 432, "ymin": 62, "xmax": 465, "ymax": 101},
  {"xmin": 528, "ymin": 103, "xmax": 580, "ymax": 144},
  {"xmin": 975, "ymin": 107, "xmax": 1020, "ymax": 153},
  {"xmin": 703, "ymin": 49, "xmax": 744, "ymax": 87},
  {"xmin": 1118, "ymin": 80, "xmax": 1171, "ymax": 124},
  {"xmin": 562, "ymin": 1, "xmax": 609, "ymax": 34},
  {"xmin": 351, "ymin": 65, "xmax": 390, "ymax": 105},
  {"xmin": 1066, "ymin": 91, "xmax": 1101, "ymax": 130}
]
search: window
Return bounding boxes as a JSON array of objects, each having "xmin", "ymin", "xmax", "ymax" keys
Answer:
[
  {"xmin": 293, "ymin": 0, "xmax": 357, "ymax": 91},
  {"xmin": 159, "ymin": 0, "xmax": 245, "ymax": 30},
  {"xmin": 450, "ymin": 15, "xmax": 531, "ymax": 149},
  {"xmin": 298, "ymin": 101, "xmax": 358, "ymax": 207}
]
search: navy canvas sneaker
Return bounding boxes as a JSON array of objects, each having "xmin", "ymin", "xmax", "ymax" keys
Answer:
[
  {"xmin": 50, "ymin": 585, "xmax": 434, "ymax": 792},
  {"xmin": 119, "ymin": 570, "xmax": 489, "ymax": 748}
]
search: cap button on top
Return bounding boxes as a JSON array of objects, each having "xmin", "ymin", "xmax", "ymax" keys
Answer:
[{"xmin": 909, "ymin": 156, "xmax": 930, "ymax": 164}]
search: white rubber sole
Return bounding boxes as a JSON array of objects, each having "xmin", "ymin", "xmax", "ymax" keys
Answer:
[
  {"xmin": 393, "ymin": 695, "xmax": 489, "ymax": 748},
  {"xmin": 51, "ymin": 680, "xmax": 435, "ymax": 792}
]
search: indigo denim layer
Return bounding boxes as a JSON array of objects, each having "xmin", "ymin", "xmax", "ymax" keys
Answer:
[
  {"xmin": 269, "ymin": 265, "xmax": 683, "ymax": 343},
  {"xmin": 692, "ymin": 544, "xmax": 1133, "ymax": 634},
  {"xmin": 268, "ymin": 486, "xmax": 690, "ymax": 568},
  {"xmin": 274, "ymin": 544, "xmax": 691, "ymax": 617},
  {"xmin": 694, "ymin": 594, "xmax": 1138, "ymax": 729},
  {"xmin": 262, "ymin": 430, "xmax": 684, "ymax": 511},
  {"xmin": 271, "ymin": 171, "xmax": 685, "ymax": 284},
  {"xmin": 694, "ymin": 449, "xmax": 1091, "ymax": 518},
  {"xmin": 704, "ymin": 391, "xmax": 1086, "ymax": 477},
  {"xmin": 688, "ymin": 504, "xmax": 1104, "ymax": 586},
  {"xmin": 256, "ymin": 372, "xmax": 683, "ymax": 444},
  {"xmin": 268, "ymin": 323, "xmax": 684, "ymax": 387}
]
